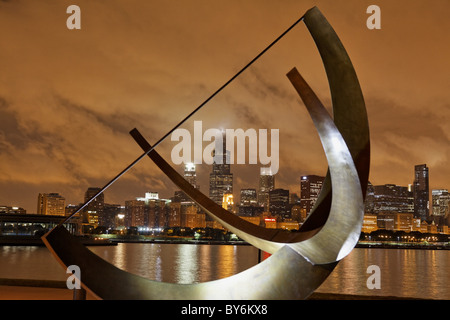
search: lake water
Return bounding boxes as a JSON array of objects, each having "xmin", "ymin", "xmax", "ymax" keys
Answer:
[{"xmin": 0, "ymin": 243, "xmax": 448, "ymax": 299}]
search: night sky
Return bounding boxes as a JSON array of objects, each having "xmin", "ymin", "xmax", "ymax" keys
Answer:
[{"xmin": 0, "ymin": 0, "xmax": 449, "ymax": 213}]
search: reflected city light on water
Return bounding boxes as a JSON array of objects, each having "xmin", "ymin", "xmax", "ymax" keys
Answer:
[
  {"xmin": 0, "ymin": 244, "xmax": 448, "ymax": 299},
  {"xmin": 176, "ymin": 244, "xmax": 198, "ymax": 284}
]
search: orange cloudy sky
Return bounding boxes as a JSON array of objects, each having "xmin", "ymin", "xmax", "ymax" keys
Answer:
[{"xmin": 0, "ymin": 0, "xmax": 449, "ymax": 212}]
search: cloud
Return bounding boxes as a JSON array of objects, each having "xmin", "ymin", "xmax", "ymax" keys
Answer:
[{"xmin": 366, "ymin": 97, "xmax": 450, "ymax": 187}]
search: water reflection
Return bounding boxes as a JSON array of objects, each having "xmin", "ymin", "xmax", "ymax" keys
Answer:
[
  {"xmin": 0, "ymin": 246, "xmax": 65, "ymax": 280},
  {"xmin": 199, "ymin": 245, "xmax": 212, "ymax": 282},
  {"xmin": 1, "ymin": 244, "xmax": 448, "ymax": 299},
  {"xmin": 175, "ymin": 244, "xmax": 198, "ymax": 284},
  {"xmin": 89, "ymin": 243, "xmax": 259, "ymax": 284},
  {"xmin": 317, "ymin": 248, "xmax": 449, "ymax": 299}
]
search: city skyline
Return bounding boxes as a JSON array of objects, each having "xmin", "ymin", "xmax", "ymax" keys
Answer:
[
  {"xmin": 0, "ymin": 1, "xmax": 449, "ymax": 213},
  {"xmin": 8, "ymin": 161, "xmax": 447, "ymax": 219}
]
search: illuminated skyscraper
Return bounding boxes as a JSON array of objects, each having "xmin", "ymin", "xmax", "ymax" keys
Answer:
[
  {"xmin": 365, "ymin": 184, "xmax": 414, "ymax": 214},
  {"xmin": 238, "ymin": 188, "xmax": 263, "ymax": 217},
  {"xmin": 209, "ymin": 132, "xmax": 233, "ymax": 206},
  {"xmin": 183, "ymin": 162, "xmax": 197, "ymax": 187},
  {"xmin": 240, "ymin": 188, "xmax": 258, "ymax": 206},
  {"xmin": 432, "ymin": 189, "xmax": 449, "ymax": 227},
  {"xmin": 174, "ymin": 163, "xmax": 199, "ymax": 203},
  {"xmin": 413, "ymin": 164, "xmax": 429, "ymax": 222},
  {"xmin": 258, "ymin": 167, "xmax": 275, "ymax": 210},
  {"xmin": 300, "ymin": 175, "xmax": 324, "ymax": 216},
  {"xmin": 83, "ymin": 187, "xmax": 104, "ymax": 227},
  {"xmin": 269, "ymin": 188, "xmax": 290, "ymax": 219},
  {"xmin": 37, "ymin": 193, "xmax": 65, "ymax": 216}
]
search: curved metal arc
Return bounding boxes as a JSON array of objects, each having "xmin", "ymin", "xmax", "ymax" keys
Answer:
[
  {"xmin": 299, "ymin": 6, "xmax": 370, "ymax": 232},
  {"xmin": 43, "ymin": 224, "xmax": 335, "ymax": 300},
  {"xmin": 286, "ymin": 68, "xmax": 363, "ymax": 263}
]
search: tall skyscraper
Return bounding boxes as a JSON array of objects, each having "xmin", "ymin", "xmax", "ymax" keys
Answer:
[
  {"xmin": 83, "ymin": 187, "xmax": 104, "ymax": 227},
  {"xmin": 37, "ymin": 193, "xmax": 65, "ymax": 215},
  {"xmin": 364, "ymin": 184, "xmax": 414, "ymax": 214},
  {"xmin": 364, "ymin": 182, "xmax": 375, "ymax": 213},
  {"xmin": 209, "ymin": 132, "xmax": 233, "ymax": 206},
  {"xmin": 269, "ymin": 188, "xmax": 290, "ymax": 219},
  {"xmin": 238, "ymin": 188, "xmax": 263, "ymax": 217},
  {"xmin": 183, "ymin": 162, "xmax": 197, "ymax": 187},
  {"xmin": 432, "ymin": 189, "xmax": 449, "ymax": 227},
  {"xmin": 300, "ymin": 175, "xmax": 324, "ymax": 216},
  {"xmin": 413, "ymin": 164, "xmax": 429, "ymax": 222},
  {"xmin": 240, "ymin": 188, "xmax": 257, "ymax": 206},
  {"xmin": 174, "ymin": 163, "xmax": 199, "ymax": 203},
  {"xmin": 258, "ymin": 167, "xmax": 275, "ymax": 210}
]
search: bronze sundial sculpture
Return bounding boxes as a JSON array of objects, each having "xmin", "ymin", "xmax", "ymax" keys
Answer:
[{"xmin": 42, "ymin": 7, "xmax": 370, "ymax": 299}]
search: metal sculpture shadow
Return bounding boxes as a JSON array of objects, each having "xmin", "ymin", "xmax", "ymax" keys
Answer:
[{"xmin": 42, "ymin": 6, "xmax": 370, "ymax": 300}]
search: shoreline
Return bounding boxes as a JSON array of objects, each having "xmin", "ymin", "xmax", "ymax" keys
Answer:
[
  {"xmin": 0, "ymin": 236, "xmax": 117, "ymax": 246},
  {"xmin": 0, "ymin": 236, "xmax": 448, "ymax": 250}
]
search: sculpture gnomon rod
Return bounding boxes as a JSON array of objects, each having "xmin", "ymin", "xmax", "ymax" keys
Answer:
[{"xmin": 43, "ymin": 6, "xmax": 369, "ymax": 300}]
